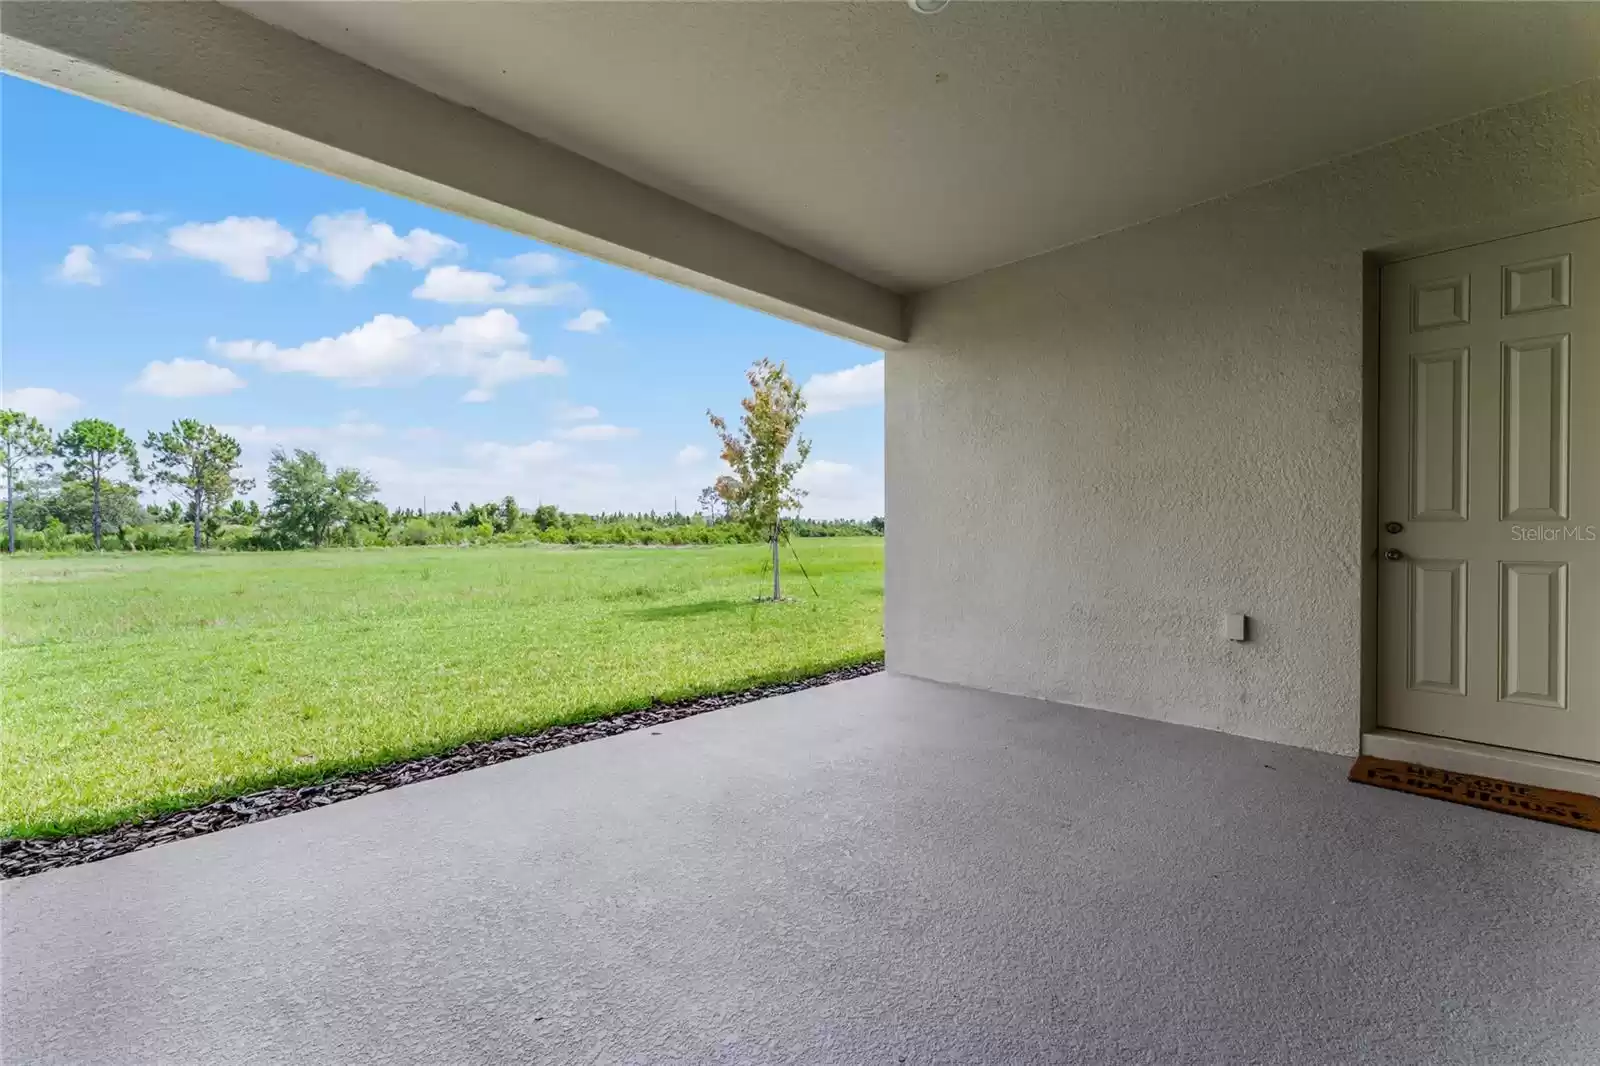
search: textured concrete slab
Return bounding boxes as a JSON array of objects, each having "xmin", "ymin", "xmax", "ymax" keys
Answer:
[{"xmin": 5, "ymin": 673, "xmax": 1598, "ymax": 1064}]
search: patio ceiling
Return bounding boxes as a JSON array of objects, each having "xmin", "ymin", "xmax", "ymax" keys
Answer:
[
  {"xmin": 230, "ymin": 1, "xmax": 1600, "ymax": 292},
  {"xmin": 4, "ymin": 2, "xmax": 1598, "ymax": 344}
]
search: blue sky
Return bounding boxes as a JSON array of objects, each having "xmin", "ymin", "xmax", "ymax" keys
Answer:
[{"xmin": 0, "ymin": 76, "xmax": 885, "ymax": 518}]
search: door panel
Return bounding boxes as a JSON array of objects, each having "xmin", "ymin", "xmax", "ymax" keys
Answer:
[
  {"xmin": 1500, "ymin": 334, "xmax": 1569, "ymax": 521},
  {"xmin": 1379, "ymin": 218, "xmax": 1598, "ymax": 762},
  {"xmin": 1499, "ymin": 561, "xmax": 1567, "ymax": 709},
  {"xmin": 1408, "ymin": 559, "xmax": 1467, "ymax": 695},
  {"xmin": 1409, "ymin": 348, "xmax": 1470, "ymax": 521}
]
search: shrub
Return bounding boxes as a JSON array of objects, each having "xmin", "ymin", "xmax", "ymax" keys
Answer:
[
  {"xmin": 397, "ymin": 518, "xmax": 436, "ymax": 546},
  {"xmin": 213, "ymin": 529, "xmax": 254, "ymax": 552}
]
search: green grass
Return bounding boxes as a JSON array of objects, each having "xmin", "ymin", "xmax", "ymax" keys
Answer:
[{"xmin": 1, "ymin": 538, "xmax": 883, "ymax": 838}]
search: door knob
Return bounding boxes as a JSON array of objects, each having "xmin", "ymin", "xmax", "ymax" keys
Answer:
[
  {"xmin": 1385, "ymin": 549, "xmax": 1405, "ymax": 561},
  {"xmin": 1385, "ymin": 522, "xmax": 1404, "ymax": 534}
]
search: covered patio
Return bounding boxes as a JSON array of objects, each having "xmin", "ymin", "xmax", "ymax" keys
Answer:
[
  {"xmin": 4, "ymin": 2, "xmax": 1600, "ymax": 1061},
  {"xmin": 7, "ymin": 673, "xmax": 1598, "ymax": 1063}
]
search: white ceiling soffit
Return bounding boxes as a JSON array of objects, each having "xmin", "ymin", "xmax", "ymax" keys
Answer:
[
  {"xmin": 229, "ymin": 1, "xmax": 1600, "ymax": 293},
  {"xmin": 2, "ymin": 1, "xmax": 907, "ymax": 346}
]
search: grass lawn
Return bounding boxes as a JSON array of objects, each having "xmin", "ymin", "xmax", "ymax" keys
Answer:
[{"xmin": 1, "ymin": 538, "xmax": 883, "ymax": 838}]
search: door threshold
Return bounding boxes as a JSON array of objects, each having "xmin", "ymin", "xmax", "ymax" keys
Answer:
[{"xmin": 1362, "ymin": 730, "xmax": 1600, "ymax": 797}]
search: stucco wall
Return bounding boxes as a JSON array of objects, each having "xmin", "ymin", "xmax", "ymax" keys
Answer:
[{"xmin": 887, "ymin": 80, "xmax": 1600, "ymax": 755}]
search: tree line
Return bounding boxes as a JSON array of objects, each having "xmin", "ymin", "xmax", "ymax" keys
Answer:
[
  {"xmin": 1, "ymin": 404, "xmax": 881, "ymax": 555},
  {"xmin": 1, "ymin": 412, "xmax": 249, "ymax": 554}
]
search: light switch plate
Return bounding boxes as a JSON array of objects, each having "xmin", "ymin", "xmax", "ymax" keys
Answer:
[{"xmin": 1224, "ymin": 613, "xmax": 1249, "ymax": 642}]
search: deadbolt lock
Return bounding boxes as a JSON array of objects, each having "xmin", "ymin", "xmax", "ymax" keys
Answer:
[{"xmin": 1385, "ymin": 522, "xmax": 1404, "ymax": 535}]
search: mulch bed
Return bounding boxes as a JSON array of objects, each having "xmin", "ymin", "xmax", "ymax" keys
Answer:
[{"xmin": 2, "ymin": 660, "xmax": 884, "ymax": 880}]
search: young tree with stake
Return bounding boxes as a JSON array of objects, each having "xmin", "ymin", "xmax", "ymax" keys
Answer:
[
  {"xmin": 707, "ymin": 358, "xmax": 810, "ymax": 601},
  {"xmin": 55, "ymin": 418, "xmax": 141, "ymax": 551},
  {"xmin": 1, "ymin": 410, "xmax": 54, "ymax": 554},
  {"xmin": 144, "ymin": 419, "xmax": 252, "ymax": 550}
]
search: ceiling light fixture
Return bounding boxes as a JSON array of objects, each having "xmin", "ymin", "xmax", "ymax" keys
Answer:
[{"xmin": 908, "ymin": 0, "xmax": 951, "ymax": 14}]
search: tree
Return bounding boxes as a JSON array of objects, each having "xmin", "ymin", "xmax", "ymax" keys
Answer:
[
  {"xmin": 1, "ymin": 410, "xmax": 54, "ymax": 553},
  {"xmin": 331, "ymin": 466, "xmax": 380, "ymax": 543},
  {"xmin": 263, "ymin": 448, "xmax": 379, "ymax": 548},
  {"xmin": 500, "ymin": 495, "xmax": 520, "ymax": 534},
  {"xmin": 56, "ymin": 418, "xmax": 141, "ymax": 550},
  {"xmin": 707, "ymin": 358, "xmax": 810, "ymax": 601},
  {"xmin": 344, "ymin": 494, "xmax": 387, "ymax": 536},
  {"xmin": 263, "ymin": 449, "xmax": 335, "ymax": 548},
  {"xmin": 332, "ymin": 466, "xmax": 378, "ymax": 509},
  {"xmin": 696, "ymin": 484, "xmax": 726, "ymax": 523},
  {"xmin": 147, "ymin": 499, "xmax": 184, "ymax": 524},
  {"xmin": 12, "ymin": 477, "xmax": 146, "ymax": 536},
  {"xmin": 532, "ymin": 503, "xmax": 560, "ymax": 531},
  {"xmin": 144, "ymin": 419, "xmax": 251, "ymax": 551}
]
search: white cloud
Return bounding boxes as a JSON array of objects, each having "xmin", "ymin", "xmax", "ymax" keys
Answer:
[
  {"xmin": 500, "ymin": 251, "xmax": 564, "ymax": 276},
  {"xmin": 796, "ymin": 458, "xmax": 883, "ymax": 518},
  {"xmin": 564, "ymin": 308, "xmax": 609, "ymax": 333},
  {"xmin": 554, "ymin": 403, "xmax": 600, "ymax": 422},
  {"xmin": 107, "ymin": 244, "xmax": 156, "ymax": 261},
  {"xmin": 56, "ymin": 245, "xmax": 102, "ymax": 285},
  {"xmin": 803, "ymin": 359, "xmax": 884, "ymax": 414},
  {"xmin": 300, "ymin": 211, "xmax": 460, "ymax": 286},
  {"xmin": 220, "ymin": 420, "xmax": 385, "ymax": 448},
  {"xmin": 211, "ymin": 308, "xmax": 564, "ymax": 402},
  {"xmin": 412, "ymin": 265, "xmax": 582, "ymax": 307},
  {"xmin": 218, "ymin": 425, "xmax": 873, "ymax": 519},
  {"xmin": 131, "ymin": 359, "xmax": 247, "ymax": 398},
  {"xmin": 554, "ymin": 423, "xmax": 639, "ymax": 442},
  {"xmin": 0, "ymin": 387, "xmax": 83, "ymax": 423},
  {"xmin": 350, "ymin": 443, "xmax": 628, "ymax": 514},
  {"xmin": 675, "ymin": 444, "xmax": 707, "ymax": 466},
  {"xmin": 464, "ymin": 440, "xmax": 568, "ymax": 467},
  {"xmin": 217, "ymin": 425, "xmax": 620, "ymax": 514},
  {"xmin": 221, "ymin": 421, "xmax": 390, "ymax": 511},
  {"xmin": 797, "ymin": 459, "xmax": 857, "ymax": 491},
  {"xmin": 168, "ymin": 217, "xmax": 298, "ymax": 281},
  {"xmin": 97, "ymin": 210, "xmax": 156, "ymax": 228}
]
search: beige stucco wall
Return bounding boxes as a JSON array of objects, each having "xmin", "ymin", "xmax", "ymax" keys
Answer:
[{"xmin": 887, "ymin": 79, "xmax": 1600, "ymax": 755}]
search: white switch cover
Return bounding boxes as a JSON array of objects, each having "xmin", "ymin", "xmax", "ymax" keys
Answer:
[{"xmin": 1224, "ymin": 614, "xmax": 1248, "ymax": 642}]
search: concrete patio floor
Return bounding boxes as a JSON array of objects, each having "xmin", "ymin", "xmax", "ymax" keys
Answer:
[{"xmin": 5, "ymin": 673, "xmax": 1598, "ymax": 1065}]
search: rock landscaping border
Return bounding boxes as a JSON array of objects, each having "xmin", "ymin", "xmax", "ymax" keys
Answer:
[{"xmin": 1, "ymin": 660, "xmax": 883, "ymax": 880}]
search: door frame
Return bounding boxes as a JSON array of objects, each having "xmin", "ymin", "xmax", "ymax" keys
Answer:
[{"xmin": 1360, "ymin": 193, "xmax": 1600, "ymax": 789}]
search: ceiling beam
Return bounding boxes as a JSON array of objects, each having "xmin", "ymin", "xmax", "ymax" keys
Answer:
[{"xmin": 1, "ymin": 1, "xmax": 906, "ymax": 348}]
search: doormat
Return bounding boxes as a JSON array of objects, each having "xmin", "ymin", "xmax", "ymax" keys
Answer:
[{"xmin": 1349, "ymin": 756, "xmax": 1599, "ymax": 832}]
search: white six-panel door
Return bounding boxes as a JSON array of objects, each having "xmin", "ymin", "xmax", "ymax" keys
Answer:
[{"xmin": 1379, "ymin": 218, "xmax": 1598, "ymax": 762}]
